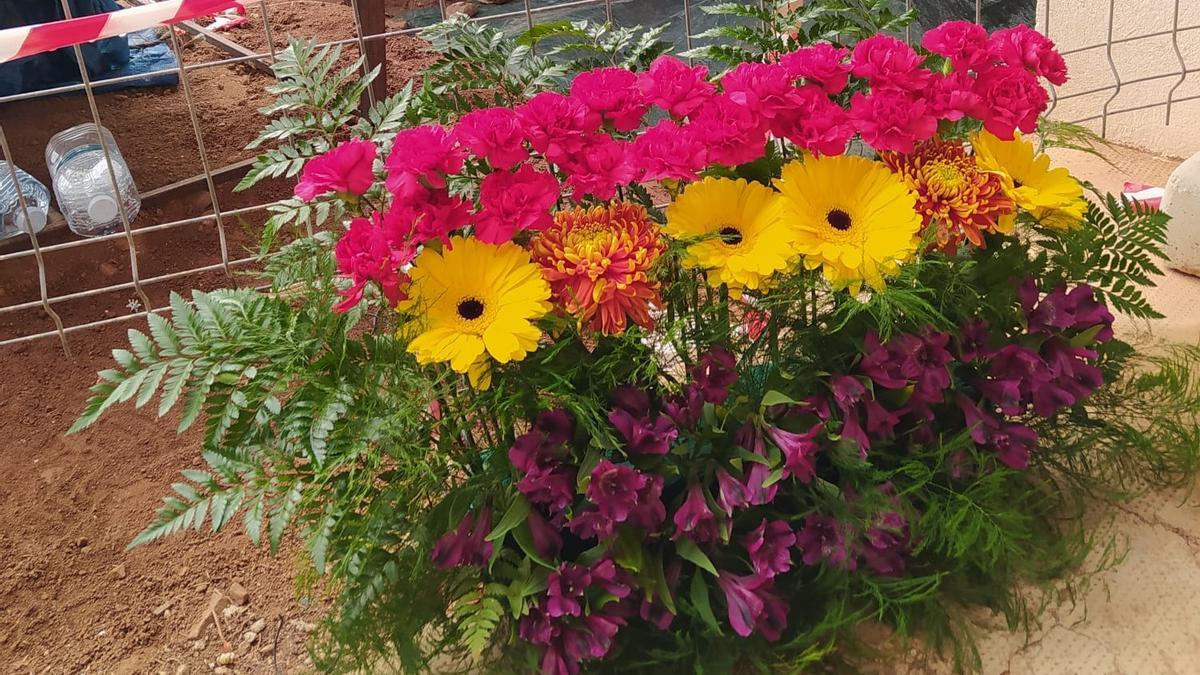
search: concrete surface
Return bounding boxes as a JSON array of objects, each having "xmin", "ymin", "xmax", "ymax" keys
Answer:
[
  {"xmin": 1037, "ymin": 0, "xmax": 1200, "ymax": 158},
  {"xmin": 964, "ymin": 145, "xmax": 1200, "ymax": 675}
]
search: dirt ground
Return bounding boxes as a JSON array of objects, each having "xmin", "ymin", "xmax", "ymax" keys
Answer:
[
  {"xmin": 0, "ymin": 2, "xmax": 437, "ymax": 672},
  {"xmin": 0, "ymin": 0, "xmax": 434, "ymax": 343}
]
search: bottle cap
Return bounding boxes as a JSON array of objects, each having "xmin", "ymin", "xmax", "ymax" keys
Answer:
[
  {"xmin": 87, "ymin": 194, "xmax": 119, "ymax": 223},
  {"xmin": 13, "ymin": 206, "xmax": 47, "ymax": 234}
]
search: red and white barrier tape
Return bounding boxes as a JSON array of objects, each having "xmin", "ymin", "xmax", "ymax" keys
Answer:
[{"xmin": 0, "ymin": 0, "xmax": 249, "ymax": 65}]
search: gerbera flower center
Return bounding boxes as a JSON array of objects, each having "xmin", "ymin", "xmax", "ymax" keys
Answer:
[
  {"xmin": 718, "ymin": 226, "xmax": 744, "ymax": 246},
  {"xmin": 456, "ymin": 298, "xmax": 485, "ymax": 320},
  {"xmin": 825, "ymin": 209, "xmax": 853, "ymax": 231}
]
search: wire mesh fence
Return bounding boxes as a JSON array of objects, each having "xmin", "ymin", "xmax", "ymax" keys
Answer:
[{"xmin": 0, "ymin": 0, "xmax": 1195, "ymax": 354}]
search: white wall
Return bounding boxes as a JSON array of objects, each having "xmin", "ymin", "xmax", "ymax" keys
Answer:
[{"xmin": 1037, "ymin": 0, "xmax": 1200, "ymax": 157}]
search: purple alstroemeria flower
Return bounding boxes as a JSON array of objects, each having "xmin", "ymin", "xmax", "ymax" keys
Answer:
[
  {"xmin": 568, "ymin": 508, "xmax": 616, "ymax": 541},
  {"xmin": 830, "ymin": 374, "xmax": 868, "ymax": 413},
  {"xmin": 431, "ymin": 506, "xmax": 494, "ymax": 570},
  {"xmin": 663, "ymin": 383, "xmax": 705, "ymax": 429},
  {"xmin": 609, "ymin": 407, "xmax": 678, "ymax": 455},
  {"xmin": 979, "ymin": 344, "xmax": 1049, "ymax": 415},
  {"xmin": 735, "ymin": 420, "xmax": 767, "ymax": 456},
  {"xmin": 611, "ymin": 385, "xmax": 652, "ymax": 416},
  {"xmin": 863, "ymin": 398, "xmax": 901, "ymax": 442},
  {"xmin": 840, "ymin": 407, "xmax": 872, "ymax": 457},
  {"xmin": 716, "ymin": 467, "xmax": 751, "ymax": 515},
  {"xmin": 546, "ymin": 563, "xmax": 592, "ymax": 618},
  {"xmin": 716, "ymin": 571, "xmax": 765, "ymax": 638},
  {"xmin": 767, "ymin": 423, "xmax": 823, "ymax": 484},
  {"xmin": 539, "ymin": 642, "xmax": 575, "ymax": 675},
  {"xmin": 990, "ymin": 422, "xmax": 1038, "ymax": 469},
  {"xmin": 754, "ymin": 582, "xmax": 789, "ymax": 641},
  {"xmin": 1020, "ymin": 278, "xmax": 1078, "ymax": 333},
  {"xmin": 518, "ymin": 465, "xmax": 577, "ymax": 515},
  {"xmin": 954, "ymin": 392, "xmax": 998, "ymax": 444},
  {"xmin": 672, "ymin": 482, "xmax": 720, "ymax": 543},
  {"xmin": 587, "ymin": 460, "xmax": 649, "ymax": 522},
  {"xmin": 795, "ymin": 514, "xmax": 857, "ymax": 570},
  {"xmin": 909, "ymin": 329, "xmax": 954, "ymax": 401},
  {"xmin": 691, "ymin": 347, "xmax": 738, "ymax": 404},
  {"xmin": 1067, "ymin": 284, "xmax": 1114, "ymax": 342},
  {"xmin": 535, "ymin": 408, "xmax": 576, "ymax": 444},
  {"xmin": 627, "ymin": 474, "xmax": 667, "ymax": 530},
  {"xmin": 744, "ymin": 462, "xmax": 780, "ymax": 506},
  {"xmin": 956, "ymin": 318, "xmax": 991, "ymax": 362},
  {"xmin": 518, "ymin": 602, "xmax": 558, "ymax": 646},
  {"xmin": 528, "ymin": 508, "xmax": 564, "ymax": 560},
  {"xmin": 743, "ymin": 518, "xmax": 797, "ymax": 578},
  {"xmin": 859, "ymin": 511, "xmax": 910, "ymax": 577},
  {"xmin": 563, "ymin": 609, "xmax": 626, "ymax": 661},
  {"xmin": 589, "ymin": 559, "xmax": 633, "ymax": 599},
  {"xmin": 859, "ymin": 330, "xmax": 908, "ymax": 389}
]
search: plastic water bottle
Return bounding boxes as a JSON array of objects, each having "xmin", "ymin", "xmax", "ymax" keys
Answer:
[
  {"xmin": 0, "ymin": 162, "xmax": 50, "ymax": 240},
  {"xmin": 45, "ymin": 123, "xmax": 140, "ymax": 237}
]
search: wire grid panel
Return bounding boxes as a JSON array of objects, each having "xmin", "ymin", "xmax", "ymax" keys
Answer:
[{"xmin": 0, "ymin": 0, "xmax": 1193, "ymax": 354}]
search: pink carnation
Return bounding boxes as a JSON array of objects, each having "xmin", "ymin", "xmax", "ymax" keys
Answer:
[
  {"xmin": 685, "ymin": 94, "xmax": 768, "ymax": 167},
  {"xmin": 475, "ymin": 163, "xmax": 560, "ymax": 244},
  {"xmin": 333, "ymin": 212, "xmax": 415, "ymax": 312},
  {"xmin": 638, "ymin": 55, "xmax": 716, "ymax": 119},
  {"xmin": 922, "ymin": 20, "xmax": 991, "ymax": 72},
  {"xmin": 560, "ymin": 135, "xmax": 637, "ymax": 202},
  {"xmin": 926, "ymin": 71, "xmax": 985, "ymax": 121},
  {"xmin": 989, "ymin": 25, "xmax": 1068, "ymax": 86},
  {"xmin": 849, "ymin": 89, "xmax": 938, "ymax": 153},
  {"xmin": 779, "ymin": 43, "xmax": 851, "ymax": 94},
  {"xmin": 516, "ymin": 91, "xmax": 602, "ymax": 164},
  {"xmin": 974, "ymin": 64, "xmax": 1049, "ymax": 139},
  {"xmin": 570, "ymin": 67, "xmax": 649, "ymax": 133},
  {"xmin": 453, "ymin": 107, "xmax": 529, "ymax": 169},
  {"xmin": 632, "ymin": 119, "xmax": 707, "ymax": 182},
  {"xmin": 294, "ymin": 139, "xmax": 377, "ymax": 201},
  {"xmin": 384, "ymin": 125, "xmax": 464, "ymax": 200},
  {"xmin": 721, "ymin": 61, "xmax": 798, "ymax": 125},
  {"xmin": 774, "ymin": 85, "xmax": 854, "ymax": 156},
  {"xmin": 392, "ymin": 187, "xmax": 472, "ymax": 246},
  {"xmin": 850, "ymin": 34, "xmax": 931, "ymax": 91}
]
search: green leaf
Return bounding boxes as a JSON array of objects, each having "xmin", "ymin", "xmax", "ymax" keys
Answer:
[
  {"xmin": 689, "ymin": 573, "xmax": 723, "ymax": 635},
  {"xmin": 613, "ymin": 527, "xmax": 645, "ymax": 573},
  {"xmin": 760, "ymin": 390, "xmax": 799, "ymax": 408},
  {"xmin": 487, "ymin": 494, "xmax": 530, "ymax": 542},
  {"xmin": 675, "ymin": 537, "xmax": 718, "ymax": 576},
  {"xmin": 512, "ymin": 520, "xmax": 556, "ymax": 569}
]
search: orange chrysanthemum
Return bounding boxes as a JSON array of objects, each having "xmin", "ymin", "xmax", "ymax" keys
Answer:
[
  {"xmin": 530, "ymin": 202, "xmax": 665, "ymax": 335},
  {"xmin": 881, "ymin": 139, "xmax": 1015, "ymax": 252}
]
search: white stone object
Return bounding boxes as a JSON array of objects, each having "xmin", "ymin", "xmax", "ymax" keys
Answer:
[{"xmin": 1162, "ymin": 152, "xmax": 1200, "ymax": 278}]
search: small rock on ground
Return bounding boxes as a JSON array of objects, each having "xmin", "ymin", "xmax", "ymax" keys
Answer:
[
  {"xmin": 216, "ymin": 651, "xmax": 236, "ymax": 665},
  {"xmin": 227, "ymin": 581, "xmax": 249, "ymax": 606},
  {"xmin": 248, "ymin": 618, "xmax": 267, "ymax": 634},
  {"xmin": 445, "ymin": 2, "xmax": 479, "ymax": 17}
]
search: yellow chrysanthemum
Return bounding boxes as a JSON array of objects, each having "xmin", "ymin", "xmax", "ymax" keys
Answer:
[
  {"xmin": 971, "ymin": 130, "xmax": 1087, "ymax": 231},
  {"xmin": 400, "ymin": 237, "xmax": 551, "ymax": 389},
  {"xmin": 775, "ymin": 155, "xmax": 922, "ymax": 292},
  {"xmin": 663, "ymin": 177, "xmax": 795, "ymax": 294}
]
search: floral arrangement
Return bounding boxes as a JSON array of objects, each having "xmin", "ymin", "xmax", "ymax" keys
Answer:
[{"xmin": 73, "ymin": 6, "xmax": 1200, "ymax": 674}]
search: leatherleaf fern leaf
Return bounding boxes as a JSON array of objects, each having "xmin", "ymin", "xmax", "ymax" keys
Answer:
[{"xmin": 1036, "ymin": 193, "xmax": 1169, "ymax": 319}]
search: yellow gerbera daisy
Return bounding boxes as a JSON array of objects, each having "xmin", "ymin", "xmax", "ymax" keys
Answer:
[
  {"xmin": 970, "ymin": 130, "xmax": 1087, "ymax": 231},
  {"xmin": 400, "ymin": 237, "xmax": 551, "ymax": 389},
  {"xmin": 775, "ymin": 155, "xmax": 922, "ymax": 292},
  {"xmin": 663, "ymin": 177, "xmax": 795, "ymax": 294}
]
